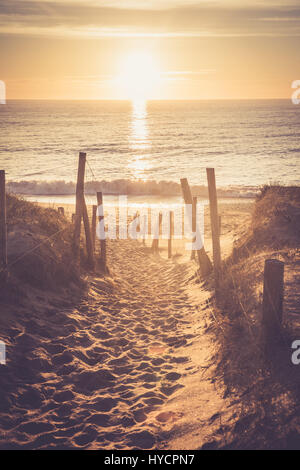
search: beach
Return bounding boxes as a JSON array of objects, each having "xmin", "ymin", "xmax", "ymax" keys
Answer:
[
  {"xmin": 1, "ymin": 0, "xmax": 300, "ymax": 453},
  {"xmin": 1, "ymin": 189, "xmax": 300, "ymax": 449}
]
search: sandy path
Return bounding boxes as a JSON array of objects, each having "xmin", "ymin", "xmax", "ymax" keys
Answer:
[{"xmin": 0, "ymin": 235, "xmax": 222, "ymax": 449}]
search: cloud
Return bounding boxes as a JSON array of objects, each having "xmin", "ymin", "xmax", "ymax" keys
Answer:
[
  {"xmin": 0, "ymin": 0, "xmax": 300, "ymax": 37},
  {"xmin": 11, "ymin": 0, "xmax": 231, "ymax": 9}
]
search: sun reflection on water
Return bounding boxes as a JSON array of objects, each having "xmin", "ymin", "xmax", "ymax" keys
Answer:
[{"xmin": 128, "ymin": 100, "xmax": 151, "ymax": 180}]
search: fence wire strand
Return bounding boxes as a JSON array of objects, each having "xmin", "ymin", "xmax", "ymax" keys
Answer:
[{"xmin": 1, "ymin": 155, "xmax": 98, "ymax": 275}]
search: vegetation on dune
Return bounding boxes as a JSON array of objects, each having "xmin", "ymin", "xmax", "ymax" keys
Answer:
[
  {"xmin": 212, "ymin": 185, "xmax": 300, "ymax": 449},
  {"xmin": 231, "ymin": 185, "xmax": 300, "ymax": 259},
  {"xmin": 218, "ymin": 185, "xmax": 300, "ymax": 324},
  {"xmin": 3, "ymin": 194, "xmax": 81, "ymax": 293}
]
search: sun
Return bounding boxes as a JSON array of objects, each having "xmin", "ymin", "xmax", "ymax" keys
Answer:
[{"xmin": 117, "ymin": 51, "xmax": 160, "ymax": 101}]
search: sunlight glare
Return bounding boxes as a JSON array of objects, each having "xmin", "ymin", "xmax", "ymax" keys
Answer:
[
  {"xmin": 128, "ymin": 100, "xmax": 151, "ymax": 180},
  {"xmin": 117, "ymin": 51, "xmax": 160, "ymax": 100},
  {"xmin": 131, "ymin": 100, "xmax": 148, "ymax": 149}
]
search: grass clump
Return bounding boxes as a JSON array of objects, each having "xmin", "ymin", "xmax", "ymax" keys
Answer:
[{"xmin": 3, "ymin": 194, "xmax": 81, "ymax": 292}]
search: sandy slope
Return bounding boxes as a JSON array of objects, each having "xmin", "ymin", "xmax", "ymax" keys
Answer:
[{"xmin": 1, "ymin": 192, "xmax": 299, "ymax": 450}]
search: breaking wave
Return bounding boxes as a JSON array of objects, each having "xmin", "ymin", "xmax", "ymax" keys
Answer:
[{"xmin": 6, "ymin": 179, "xmax": 259, "ymax": 199}]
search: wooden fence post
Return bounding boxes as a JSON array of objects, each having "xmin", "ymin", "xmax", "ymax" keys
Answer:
[
  {"xmin": 82, "ymin": 199, "xmax": 95, "ymax": 269},
  {"xmin": 142, "ymin": 215, "xmax": 147, "ymax": 245},
  {"xmin": 137, "ymin": 212, "xmax": 140, "ymax": 233},
  {"xmin": 97, "ymin": 191, "xmax": 107, "ymax": 268},
  {"xmin": 92, "ymin": 204, "xmax": 97, "ymax": 252},
  {"xmin": 262, "ymin": 259, "xmax": 284, "ymax": 345},
  {"xmin": 133, "ymin": 211, "xmax": 140, "ymax": 234},
  {"xmin": 58, "ymin": 207, "xmax": 64, "ymax": 216},
  {"xmin": 191, "ymin": 196, "xmax": 197, "ymax": 260},
  {"xmin": 168, "ymin": 211, "xmax": 173, "ymax": 259},
  {"xmin": 206, "ymin": 168, "xmax": 222, "ymax": 280},
  {"xmin": 152, "ymin": 212, "xmax": 162, "ymax": 254},
  {"xmin": 0, "ymin": 170, "xmax": 7, "ymax": 279},
  {"xmin": 180, "ymin": 178, "xmax": 212, "ymax": 277},
  {"xmin": 148, "ymin": 207, "xmax": 151, "ymax": 237},
  {"xmin": 73, "ymin": 152, "xmax": 86, "ymax": 262}
]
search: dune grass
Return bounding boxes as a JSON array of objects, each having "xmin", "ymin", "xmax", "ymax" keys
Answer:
[
  {"xmin": 3, "ymin": 194, "xmax": 81, "ymax": 293},
  {"xmin": 210, "ymin": 185, "xmax": 300, "ymax": 449}
]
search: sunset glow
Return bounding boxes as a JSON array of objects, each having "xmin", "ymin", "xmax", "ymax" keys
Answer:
[{"xmin": 1, "ymin": 0, "xmax": 300, "ymax": 454}]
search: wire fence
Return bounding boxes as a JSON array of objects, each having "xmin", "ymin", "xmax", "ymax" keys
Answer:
[
  {"xmin": 6, "ymin": 161, "xmax": 79, "ymax": 181},
  {"xmin": 1, "ymin": 158, "xmax": 287, "ymax": 354},
  {"xmin": 0, "ymin": 156, "xmax": 93, "ymax": 275}
]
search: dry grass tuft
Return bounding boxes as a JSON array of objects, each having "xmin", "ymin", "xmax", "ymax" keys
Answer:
[
  {"xmin": 210, "ymin": 186, "xmax": 300, "ymax": 449},
  {"xmin": 2, "ymin": 194, "xmax": 81, "ymax": 294}
]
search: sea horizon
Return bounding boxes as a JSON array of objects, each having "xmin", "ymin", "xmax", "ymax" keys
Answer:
[{"xmin": 1, "ymin": 99, "xmax": 299, "ymax": 202}]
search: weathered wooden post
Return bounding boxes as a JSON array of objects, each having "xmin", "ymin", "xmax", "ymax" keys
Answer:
[
  {"xmin": 180, "ymin": 178, "xmax": 212, "ymax": 277},
  {"xmin": 152, "ymin": 212, "xmax": 162, "ymax": 254},
  {"xmin": 73, "ymin": 152, "xmax": 86, "ymax": 262},
  {"xmin": 82, "ymin": 200, "xmax": 95, "ymax": 269},
  {"xmin": 158, "ymin": 212, "xmax": 162, "ymax": 252},
  {"xmin": 168, "ymin": 211, "xmax": 173, "ymax": 259},
  {"xmin": 148, "ymin": 207, "xmax": 152, "ymax": 237},
  {"xmin": 191, "ymin": 196, "xmax": 197, "ymax": 260},
  {"xmin": 133, "ymin": 211, "xmax": 140, "ymax": 233},
  {"xmin": 97, "ymin": 191, "xmax": 107, "ymax": 268},
  {"xmin": 92, "ymin": 204, "xmax": 97, "ymax": 252},
  {"xmin": 0, "ymin": 170, "xmax": 7, "ymax": 279},
  {"xmin": 142, "ymin": 214, "xmax": 147, "ymax": 246},
  {"xmin": 206, "ymin": 168, "xmax": 221, "ymax": 280},
  {"xmin": 262, "ymin": 259, "xmax": 284, "ymax": 346},
  {"xmin": 137, "ymin": 212, "xmax": 140, "ymax": 234},
  {"xmin": 58, "ymin": 207, "xmax": 64, "ymax": 216}
]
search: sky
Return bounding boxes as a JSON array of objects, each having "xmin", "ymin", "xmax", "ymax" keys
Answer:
[{"xmin": 0, "ymin": 0, "xmax": 299, "ymax": 99}]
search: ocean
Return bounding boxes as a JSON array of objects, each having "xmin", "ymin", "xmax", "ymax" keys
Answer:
[{"xmin": 0, "ymin": 99, "xmax": 299, "ymax": 204}]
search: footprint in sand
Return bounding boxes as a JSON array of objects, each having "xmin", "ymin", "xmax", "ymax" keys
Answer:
[
  {"xmin": 138, "ymin": 372, "xmax": 158, "ymax": 383},
  {"xmin": 86, "ymin": 413, "xmax": 111, "ymax": 427},
  {"xmin": 93, "ymin": 329, "xmax": 111, "ymax": 340},
  {"xmin": 165, "ymin": 372, "xmax": 181, "ymax": 381},
  {"xmin": 44, "ymin": 343, "xmax": 65, "ymax": 355},
  {"xmin": 155, "ymin": 411, "xmax": 182, "ymax": 424},
  {"xmin": 148, "ymin": 343, "xmax": 167, "ymax": 355},
  {"xmin": 73, "ymin": 426, "xmax": 98, "ymax": 447},
  {"xmin": 126, "ymin": 430, "xmax": 156, "ymax": 449},
  {"xmin": 108, "ymin": 356, "xmax": 128, "ymax": 366},
  {"xmin": 17, "ymin": 388, "xmax": 44, "ymax": 409},
  {"xmin": 171, "ymin": 356, "xmax": 189, "ymax": 364},
  {"xmin": 17, "ymin": 420, "xmax": 54, "ymax": 435},
  {"xmin": 91, "ymin": 397, "xmax": 118, "ymax": 412},
  {"xmin": 160, "ymin": 383, "xmax": 184, "ymax": 396},
  {"xmin": 52, "ymin": 351, "xmax": 73, "ymax": 366},
  {"xmin": 55, "ymin": 403, "xmax": 73, "ymax": 417},
  {"xmin": 53, "ymin": 390, "xmax": 74, "ymax": 403},
  {"xmin": 73, "ymin": 370, "xmax": 115, "ymax": 392},
  {"xmin": 133, "ymin": 409, "xmax": 148, "ymax": 423}
]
